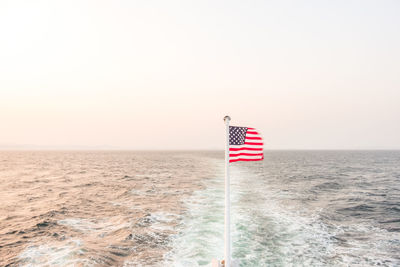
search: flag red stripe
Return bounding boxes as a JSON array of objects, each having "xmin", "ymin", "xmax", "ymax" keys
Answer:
[
  {"xmin": 229, "ymin": 158, "xmax": 263, "ymax": 163},
  {"xmin": 246, "ymin": 131, "xmax": 259, "ymax": 134},
  {"xmin": 230, "ymin": 153, "xmax": 263, "ymax": 157},
  {"xmin": 229, "ymin": 147, "xmax": 263, "ymax": 151}
]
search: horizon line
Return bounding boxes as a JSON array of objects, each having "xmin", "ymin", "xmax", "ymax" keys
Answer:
[{"xmin": 1, "ymin": 148, "xmax": 399, "ymax": 152}]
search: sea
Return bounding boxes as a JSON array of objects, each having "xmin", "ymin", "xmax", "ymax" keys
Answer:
[{"xmin": 0, "ymin": 151, "xmax": 399, "ymax": 266}]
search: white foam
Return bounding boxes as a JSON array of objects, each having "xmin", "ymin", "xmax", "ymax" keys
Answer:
[
  {"xmin": 18, "ymin": 239, "xmax": 93, "ymax": 266},
  {"xmin": 149, "ymin": 212, "xmax": 180, "ymax": 231},
  {"xmin": 164, "ymin": 163, "xmax": 225, "ymax": 266},
  {"xmin": 58, "ymin": 217, "xmax": 130, "ymax": 235},
  {"xmin": 19, "ymin": 217, "xmax": 132, "ymax": 266},
  {"xmin": 164, "ymin": 161, "xmax": 400, "ymax": 266},
  {"xmin": 58, "ymin": 218, "xmax": 97, "ymax": 232}
]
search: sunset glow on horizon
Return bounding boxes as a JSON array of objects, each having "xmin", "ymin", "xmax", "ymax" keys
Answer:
[{"xmin": 1, "ymin": 0, "xmax": 400, "ymax": 150}]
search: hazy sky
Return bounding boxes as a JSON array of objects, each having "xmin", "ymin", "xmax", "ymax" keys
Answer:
[{"xmin": 1, "ymin": 0, "xmax": 399, "ymax": 150}]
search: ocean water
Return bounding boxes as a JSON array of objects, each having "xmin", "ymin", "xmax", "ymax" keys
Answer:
[{"xmin": 1, "ymin": 151, "xmax": 399, "ymax": 266}]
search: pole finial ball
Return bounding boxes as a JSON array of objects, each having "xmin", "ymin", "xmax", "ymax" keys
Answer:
[{"xmin": 224, "ymin": 115, "xmax": 231, "ymax": 122}]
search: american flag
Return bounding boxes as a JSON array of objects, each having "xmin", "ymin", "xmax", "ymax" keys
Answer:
[{"xmin": 229, "ymin": 126, "xmax": 264, "ymax": 163}]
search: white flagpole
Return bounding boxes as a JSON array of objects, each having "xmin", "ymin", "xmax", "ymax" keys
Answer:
[{"xmin": 223, "ymin": 115, "xmax": 231, "ymax": 267}]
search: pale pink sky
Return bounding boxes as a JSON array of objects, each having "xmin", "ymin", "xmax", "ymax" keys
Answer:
[{"xmin": 1, "ymin": 0, "xmax": 399, "ymax": 150}]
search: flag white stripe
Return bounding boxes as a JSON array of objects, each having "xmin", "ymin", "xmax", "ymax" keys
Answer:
[
  {"xmin": 229, "ymin": 150, "xmax": 263, "ymax": 154},
  {"xmin": 229, "ymin": 145, "xmax": 263, "ymax": 149},
  {"xmin": 245, "ymin": 133, "xmax": 262, "ymax": 137}
]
